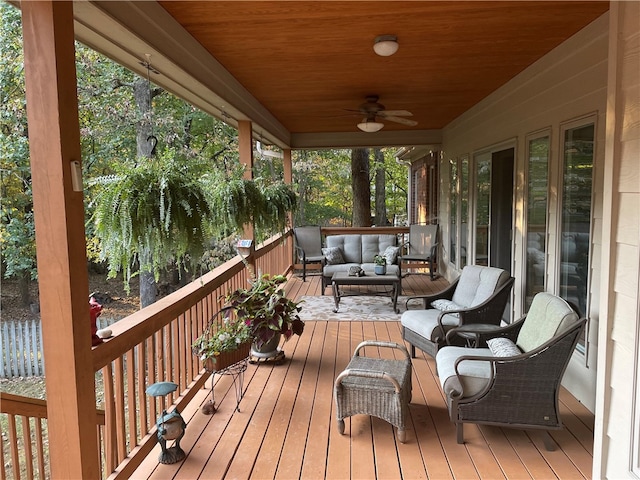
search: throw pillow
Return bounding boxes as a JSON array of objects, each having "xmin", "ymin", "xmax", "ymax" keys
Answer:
[
  {"xmin": 381, "ymin": 246, "xmax": 400, "ymax": 265},
  {"xmin": 487, "ymin": 337, "xmax": 521, "ymax": 357},
  {"xmin": 322, "ymin": 247, "xmax": 345, "ymax": 265},
  {"xmin": 431, "ymin": 299, "xmax": 464, "ymax": 311}
]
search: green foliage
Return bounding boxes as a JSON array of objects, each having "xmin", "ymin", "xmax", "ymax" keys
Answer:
[
  {"xmin": 1, "ymin": 3, "xmax": 37, "ymax": 282},
  {"xmin": 225, "ymin": 273, "xmax": 304, "ymax": 347},
  {"xmin": 205, "ymin": 173, "xmax": 297, "ymax": 239},
  {"xmin": 89, "ymin": 149, "xmax": 214, "ymax": 289},
  {"xmin": 192, "ymin": 312, "xmax": 252, "ymax": 358},
  {"xmin": 1, "ymin": 213, "xmax": 36, "ymax": 279}
]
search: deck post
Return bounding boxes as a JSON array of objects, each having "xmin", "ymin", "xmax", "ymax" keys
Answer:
[{"xmin": 21, "ymin": 2, "xmax": 99, "ymax": 478}]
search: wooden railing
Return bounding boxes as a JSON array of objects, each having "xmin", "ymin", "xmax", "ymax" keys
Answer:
[
  {"xmin": 93, "ymin": 231, "xmax": 293, "ymax": 479},
  {"xmin": 2, "ymin": 227, "xmax": 420, "ymax": 479},
  {"xmin": 0, "ymin": 392, "xmax": 106, "ymax": 480}
]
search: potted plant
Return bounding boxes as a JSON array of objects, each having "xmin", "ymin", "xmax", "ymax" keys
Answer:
[
  {"xmin": 192, "ymin": 307, "xmax": 253, "ymax": 372},
  {"xmin": 225, "ymin": 273, "xmax": 304, "ymax": 359},
  {"xmin": 374, "ymin": 254, "xmax": 387, "ymax": 275}
]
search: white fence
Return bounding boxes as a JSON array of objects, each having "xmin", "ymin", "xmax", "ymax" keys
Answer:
[{"xmin": 0, "ymin": 318, "xmax": 117, "ymax": 378}]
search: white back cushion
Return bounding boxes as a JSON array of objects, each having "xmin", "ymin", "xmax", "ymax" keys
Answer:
[
  {"xmin": 516, "ymin": 292, "xmax": 579, "ymax": 352},
  {"xmin": 451, "ymin": 265, "xmax": 509, "ymax": 307}
]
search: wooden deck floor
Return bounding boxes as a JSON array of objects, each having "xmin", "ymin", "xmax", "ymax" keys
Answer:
[{"xmin": 133, "ymin": 272, "xmax": 595, "ymax": 479}]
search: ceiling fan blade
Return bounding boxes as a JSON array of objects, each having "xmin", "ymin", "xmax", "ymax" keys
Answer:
[
  {"xmin": 379, "ymin": 110, "xmax": 413, "ymax": 117},
  {"xmin": 384, "ymin": 115, "xmax": 418, "ymax": 126}
]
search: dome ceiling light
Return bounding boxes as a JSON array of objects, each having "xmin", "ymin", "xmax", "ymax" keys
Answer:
[{"xmin": 373, "ymin": 35, "xmax": 399, "ymax": 56}]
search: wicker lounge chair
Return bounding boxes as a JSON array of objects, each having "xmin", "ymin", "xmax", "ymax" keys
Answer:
[
  {"xmin": 401, "ymin": 265, "xmax": 515, "ymax": 359},
  {"xmin": 435, "ymin": 292, "xmax": 586, "ymax": 450}
]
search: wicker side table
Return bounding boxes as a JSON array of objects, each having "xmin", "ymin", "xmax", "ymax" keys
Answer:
[{"xmin": 334, "ymin": 341, "xmax": 412, "ymax": 443}]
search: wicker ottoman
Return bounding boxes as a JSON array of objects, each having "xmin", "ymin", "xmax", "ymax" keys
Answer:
[{"xmin": 334, "ymin": 340, "xmax": 412, "ymax": 443}]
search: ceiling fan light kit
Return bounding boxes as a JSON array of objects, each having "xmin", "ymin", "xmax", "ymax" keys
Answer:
[
  {"xmin": 373, "ymin": 35, "xmax": 399, "ymax": 56},
  {"xmin": 357, "ymin": 119, "xmax": 385, "ymax": 133}
]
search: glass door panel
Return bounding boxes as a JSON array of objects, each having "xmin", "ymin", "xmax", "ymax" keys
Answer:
[
  {"xmin": 559, "ymin": 123, "xmax": 594, "ymax": 317},
  {"xmin": 525, "ymin": 135, "xmax": 550, "ymax": 311},
  {"xmin": 474, "ymin": 153, "xmax": 491, "ymax": 266}
]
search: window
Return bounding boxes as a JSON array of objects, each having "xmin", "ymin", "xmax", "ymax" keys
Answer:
[
  {"xmin": 449, "ymin": 158, "xmax": 458, "ymax": 264},
  {"xmin": 524, "ymin": 134, "xmax": 550, "ymax": 311},
  {"xmin": 460, "ymin": 157, "xmax": 469, "ymax": 267},
  {"xmin": 559, "ymin": 123, "xmax": 594, "ymax": 322},
  {"xmin": 474, "ymin": 152, "xmax": 491, "ymax": 266}
]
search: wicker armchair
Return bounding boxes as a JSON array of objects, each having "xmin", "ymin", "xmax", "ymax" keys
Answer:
[
  {"xmin": 435, "ymin": 292, "xmax": 586, "ymax": 450},
  {"xmin": 401, "ymin": 265, "xmax": 514, "ymax": 358}
]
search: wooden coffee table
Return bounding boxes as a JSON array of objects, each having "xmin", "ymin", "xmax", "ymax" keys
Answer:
[{"xmin": 331, "ymin": 272, "xmax": 401, "ymax": 313}]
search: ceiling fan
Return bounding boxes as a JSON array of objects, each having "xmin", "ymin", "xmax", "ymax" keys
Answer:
[{"xmin": 350, "ymin": 95, "xmax": 418, "ymax": 132}]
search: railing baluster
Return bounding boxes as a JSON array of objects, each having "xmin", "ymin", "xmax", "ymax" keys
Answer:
[
  {"xmin": 113, "ymin": 357, "xmax": 126, "ymax": 462},
  {"xmin": 20, "ymin": 417, "xmax": 33, "ymax": 480},
  {"xmin": 137, "ymin": 342, "xmax": 148, "ymax": 435},
  {"xmin": 126, "ymin": 349, "xmax": 137, "ymax": 451},
  {"xmin": 35, "ymin": 419, "xmax": 45, "ymax": 480},
  {"xmin": 8, "ymin": 415, "xmax": 19, "ymax": 480},
  {"xmin": 103, "ymin": 363, "xmax": 117, "ymax": 474}
]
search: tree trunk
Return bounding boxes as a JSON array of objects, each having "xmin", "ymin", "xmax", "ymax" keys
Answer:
[
  {"xmin": 351, "ymin": 148, "xmax": 371, "ymax": 227},
  {"xmin": 138, "ymin": 248, "xmax": 156, "ymax": 308},
  {"xmin": 374, "ymin": 148, "xmax": 388, "ymax": 225},
  {"xmin": 133, "ymin": 77, "xmax": 158, "ymax": 305},
  {"xmin": 18, "ymin": 272, "xmax": 32, "ymax": 307},
  {"xmin": 133, "ymin": 77, "xmax": 156, "ymax": 158}
]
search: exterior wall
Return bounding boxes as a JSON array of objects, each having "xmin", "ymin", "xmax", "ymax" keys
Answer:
[
  {"xmin": 595, "ymin": 2, "xmax": 640, "ymax": 478},
  {"xmin": 438, "ymin": 13, "xmax": 610, "ymax": 411}
]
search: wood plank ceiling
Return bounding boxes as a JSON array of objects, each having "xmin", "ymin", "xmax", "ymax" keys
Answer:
[{"xmin": 158, "ymin": 1, "xmax": 609, "ymax": 137}]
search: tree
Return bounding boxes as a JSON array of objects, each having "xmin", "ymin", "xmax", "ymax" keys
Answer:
[
  {"xmin": 373, "ymin": 148, "xmax": 389, "ymax": 225},
  {"xmin": 351, "ymin": 148, "xmax": 371, "ymax": 227},
  {"xmin": 0, "ymin": 3, "xmax": 37, "ymax": 306}
]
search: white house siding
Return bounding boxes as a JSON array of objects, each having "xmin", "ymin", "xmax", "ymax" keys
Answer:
[
  {"xmin": 595, "ymin": 2, "xmax": 640, "ymax": 478},
  {"xmin": 438, "ymin": 13, "xmax": 610, "ymax": 412}
]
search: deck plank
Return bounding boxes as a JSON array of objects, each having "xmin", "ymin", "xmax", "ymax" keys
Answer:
[{"xmin": 129, "ymin": 273, "xmax": 593, "ymax": 480}]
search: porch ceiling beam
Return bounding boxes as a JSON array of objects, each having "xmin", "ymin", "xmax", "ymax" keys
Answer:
[{"xmin": 21, "ymin": 2, "xmax": 99, "ymax": 478}]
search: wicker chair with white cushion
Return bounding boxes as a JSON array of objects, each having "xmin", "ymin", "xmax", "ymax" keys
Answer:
[
  {"xmin": 401, "ymin": 265, "xmax": 514, "ymax": 359},
  {"xmin": 435, "ymin": 292, "xmax": 586, "ymax": 450}
]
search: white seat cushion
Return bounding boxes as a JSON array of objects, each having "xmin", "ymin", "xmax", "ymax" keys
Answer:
[
  {"xmin": 436, "ymin": 346, "xmax": 494, "ymax": 399},
  {"xmin": 401, "ymin": 309, "xmax": 460, "ymax": 341}
]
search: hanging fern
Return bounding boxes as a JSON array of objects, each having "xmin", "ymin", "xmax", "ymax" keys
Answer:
[
  {"xmin": 89, "ymin": 151, "xmax": 214, "ymax": 290},
  {"xmin": 90, "ymin": 154, "xmax": 298, "ymax": 291}
]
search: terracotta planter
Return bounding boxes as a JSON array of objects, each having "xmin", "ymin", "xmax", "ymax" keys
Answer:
[{"xmin": 203, "ymin": 341, "xmax": 251, "ymax": 372}]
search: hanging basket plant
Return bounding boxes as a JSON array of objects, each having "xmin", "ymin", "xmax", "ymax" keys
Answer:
[
  {"xmin": 206, "ymin": 177, "xmax": 297, "ymax": 237},
  {"xmin": 89, "ymin": 149, "xmax": 214, "ymax": 289}
]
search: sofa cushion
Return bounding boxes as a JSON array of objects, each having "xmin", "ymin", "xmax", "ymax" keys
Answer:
[
  {"xmin": 381, "ymin": 245, "xmax": 400, "ymax": 265},
  {"xmin": 436, "ymin": 346, "xmax": 493, "ymax": 399},
  {"xmin": 361, "ymin": 234, "xmax": 397, "ymax": 263},
  {"xmin": 322, "ymin": 247, "xmax": 345, "ymax": 265},
  {"xmin": 451, "ymin": 265, "xmax": 509, "ymax": 308},
  {"xmin": 326, "ymin": 235, "xmax": 362, "ymax": 263},
  {"xmin": 487, "ymin": 337, "xmax": 521, "ymax": 357},
  {"xmin": 516, "ymin": 292, "xmax": 578, "ymax": 352}
]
